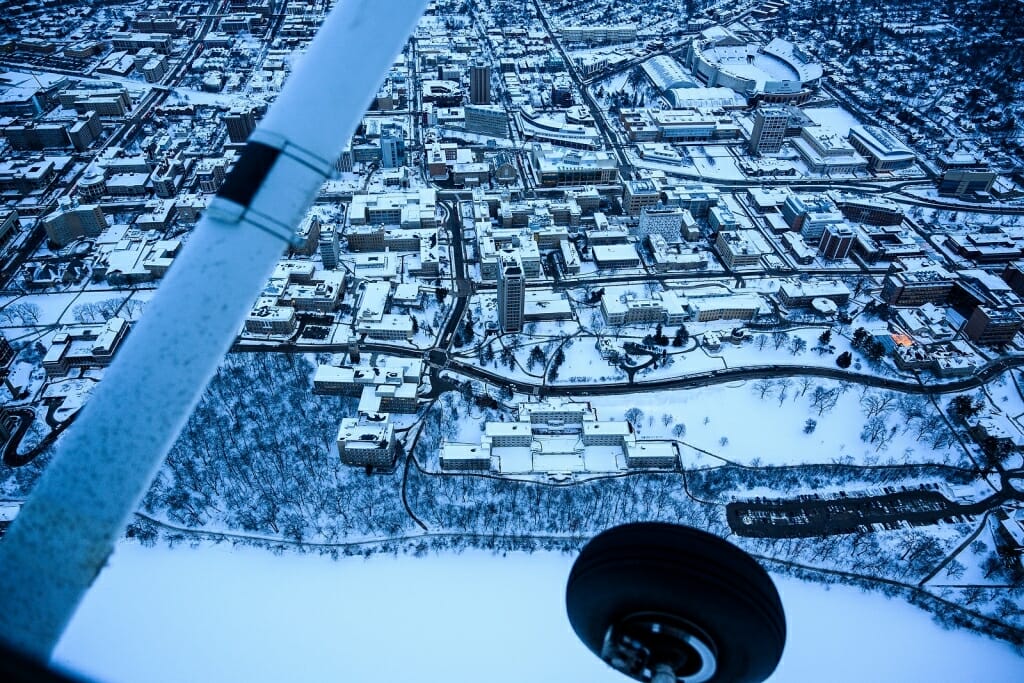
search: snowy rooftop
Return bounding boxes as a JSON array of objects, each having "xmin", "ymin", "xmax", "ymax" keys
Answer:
[
  {"xmin": 337, "ymin": 416, "xmax": 392, "ymax": 447},
  {"xmin": 519, "ymin": 397, "xmax": 595, "ymax": 422},
  {"xmin": 849, "ymin": 125, "xmax": 915, "ymax": 160},
  {"xmin": 581, "ymin": 421, "xmax": 631, "ymax": 437}
]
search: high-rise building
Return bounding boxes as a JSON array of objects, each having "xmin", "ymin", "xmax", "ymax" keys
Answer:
[
  {"xmin": 622, "ymin": 179, "xmax": 661, "ymax": 216},
  {"xmin": 319, "ymin": 225, "xmax": 340, "ymax": 269},
  {"xmin": 497, "ymin": 251, "xmax": 525, "ymax": 332},
  {"xmin": 196, "ymin": 157, "xmax": 229, "ymax": 193},
  {"xmin": 380, "ymin": 134, "xmax": 405, "ymax": 168},
  {"xmin": 818, "ymin": 223, "xmax": 855, "ymax": 260},
  {"xmin": 550, "ymin": 80, "xmax": 573, "ymax": 107},
  {"xmin": 0, "ymin": 332, "xmax": 14, "ymax": 374},
  {"xmin": 336, "ymin": 146, "xmax": 354, "ymax": 173},
  {"xmin": 67, "ymin": 111, "xmax": 102, "ymax": 151},
  {"xmin": 469, "ymin": 63, "xmax": 490, "ymax": 105},
  {"xmin": 749, "ymin": 106, "xmax": 788, "ymax": 155},
  {"xmin": 782, "ymin": 192, "xmax": 844, "ymax": 242},
  {"xmin": 464, "ymin": 105, "xmax": 508, "ymax": 138},
  {"xmin": 42, "ymin": 203, "xmax": 106, "ymax": 246},
  {"xmin": 938, "ymin": 168, "xmax": 996, "ymax": 198},
  {"xmin": 881, "ymin": 267, "xmax": 954, "ymax": 307},
  {"xmin": 0, "ymin": 210, "xmax": 19, "ymax": 248},
  {"xmin": 964, "ymin": 306, "xmax": 1024, "ymax": 346},
  {"xmin": 224, "ymin": 106, "xmax": 256, "ymax": 143},
  {"xmin": 336, "ymin": 415, "xmax": 396, "ymax": 468}
]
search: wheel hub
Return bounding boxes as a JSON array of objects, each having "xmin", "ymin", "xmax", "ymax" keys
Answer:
[{"xmin": 600, "ymin": 612, "xmax": 718, "ymax": 683}]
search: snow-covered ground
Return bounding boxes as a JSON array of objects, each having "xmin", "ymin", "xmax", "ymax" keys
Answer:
[
  {"xmin": 585, "ymin": 381, "xmax": 963, "ymax": 468},
  {"xmin": 55, "ymin": 543, "xmax": 1024, "ymax": 683}
]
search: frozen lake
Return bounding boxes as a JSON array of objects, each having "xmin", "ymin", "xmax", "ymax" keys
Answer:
[{"xmin": 55, "ymin": 542, "xmax": 1024, "ymax": 683}]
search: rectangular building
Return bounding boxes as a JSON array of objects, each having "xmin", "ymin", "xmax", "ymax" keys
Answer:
[
  {"xmin": 337, "ymin": 415, "xmax": 396, "ymax": 468},
  {"xmin": 715, "ymin": 231, "xmax": 764, "ymax": 269},
  {"xmin": 829, "ymin": 192, "xmax": 904, "ymax": 226},
  {"xmin": 777, "ymin": 280, "xmax": 851, "ymax": 307},
  {"xmin": 791, "ymin": 126, "xmax": 868, "ymax": 174},
  {"xmin": 818, "ymin": 223, "xmax": 855, "ymax": 260},
  {"xmin": 464, "ymin": 104, "xmax": 508, "ymax": 137},
  {"xmin": 42, "ymin": 203, "xmax": 106, "ymax": 246},
  {"xmin": 530, "ymin": 143, "xmax": 618, "ymax": 187},
  {"xmin": 939, "ymin": 168, "xmax": 996, "ymax": 198},
  {"xmin": 622, "ymin": 179, "xmax": 661, "ymax": 216},
  {"xmin": 881, "ymin": 267, "xmax": 955, "ymax": 306},
  {"xmin": 440, "ymin": 443, "xmax": 492, "ymax": 471},
  {"xmin": 749, "ymin": 106, "xmax": 788, "ymax": 154},
  {"xmin": 848, "ymin": 126, "xmax": 915, "ymax": 171},
  {"xmin": 964, "ymin": 306, "xmax": 1023, "ymax": 346},
  {"xmin": 593, "ymin": 243, "xmax": 641, "ymax": 269},
  {"xmin": 497, "ymin": 251, "xmax": 525, "ymax": 332}
]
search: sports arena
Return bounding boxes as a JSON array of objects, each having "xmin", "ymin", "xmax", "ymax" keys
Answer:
[{"xmin": 684, "ymin": 28, "xmax": 822, "ymax": 104}]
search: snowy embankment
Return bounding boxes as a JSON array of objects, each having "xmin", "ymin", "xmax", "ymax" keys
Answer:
[{"xmin": 54, "ymin": 542, "xmax": 1024, "ymax": 683}]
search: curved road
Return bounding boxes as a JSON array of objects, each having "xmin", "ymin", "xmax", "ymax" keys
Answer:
[{"xmin": 232, "ymin": 339, "xmax": 1024, "ymax": 398}]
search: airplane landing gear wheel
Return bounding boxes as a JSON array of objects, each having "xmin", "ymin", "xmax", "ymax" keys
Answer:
[{"xmin": 566, "ymin": 523, "xmax": 786, "ymax": 683}]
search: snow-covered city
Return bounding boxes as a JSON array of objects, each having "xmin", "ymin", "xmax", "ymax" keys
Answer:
[{"xmin": 1, "ymin": 0, "xmax": 1024, "ymax": 681}]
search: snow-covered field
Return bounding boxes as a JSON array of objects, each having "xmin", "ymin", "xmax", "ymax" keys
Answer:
[
  {"xmin": 55, "ymin": 543, "xmax": 1024, "ymax": 683},
  {"xmin": 585, "ymin": 381, "xmax": 963, "ymax": 467}
]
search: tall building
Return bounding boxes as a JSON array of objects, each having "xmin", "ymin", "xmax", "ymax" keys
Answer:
[
  {"xmin": 0, "ymin": 332, "xmax": 15, "ymax": 375},
  {"xmin": 782, "ymin": 192, "xmax": 844, "ymax": 241},
  {"xmin": 622, "ymin": 179, "xmax": 661, "ymax": 216},
  {"xmin": 749, "ymin": 106, "xmax": 788, "ymax": 155},
  {"xmin": 469, "ymin": 63, "xmax": 490, "ymax": 105},
  {"xmin": 964, "ymin": 306, "xmax": 1024, "ymax": 346},
  {"xmin": 380, "ymin": 134, "xmax": 405, "ymax": 168},
  {"xmin": 881, "ymin": 267, "xmax": 954, "ymax": 306},
  {"xmin": 336, "ymin": 415, "xmax": 396, "ymax": 468},
  {"xmin": 224, "ymin": 106, "xmax": 256, "ymax": 143},
  {"xmin": 336, "ymin": 146, "xmax": 354, "ymax": 173},
  {"xmin": 0, "ymin": 210, "xmax": 20, "ymax": 249},
  {"xmin": 818, "ymin": 223, "xmax": 855, "ymax": 260},
  {"xmin": 939, "ymin": 168, "xmax": 996, "ymax": 198},
  {"xmin": 496, "ymin": 251, "xmax": 525, "ymax": 332},
  {"xmin": 319, "ymin": 225, "xmax": 340, "ymax": 269},
  {"xmin": 464, "ymin": 105, "xmax": 508, "ymax": 137},
  {"xmin": 42, "ymin": 203, "xmax": 106, "ymax": 246},
  {"xmin": 196, "ymin": 157, "xmax": 229, "ymax": 193},
  {"xmin": 636, "ymin": 207, "xmax": 686, "ymax": 241}
]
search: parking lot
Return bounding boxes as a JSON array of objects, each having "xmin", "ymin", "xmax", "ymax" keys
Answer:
[{"xmin": 727, "ymin": 484, "xmax": 976, "ymax": 538}]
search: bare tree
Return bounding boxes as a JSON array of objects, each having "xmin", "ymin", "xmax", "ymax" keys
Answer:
[
  {"xmin": 944, "ymin": 559, "xmax": 966, "ymax": 580},
  {"xmin": 777, "ymin": 379, "xmax": 792, "ymax": 406},
  {"xmin": 810, "ymin": 385, "xmax": 837, "ymax": 416},
  {"xmin": 861, "ymin": 392, "xmax": 897, "ymax": 419},
  {"xmin": 72, "ymin": 302, "xmax": 99, "ymax": 322},
  {"xmin": 624, "ymin": 407, "xmax": 644, "ymax": 426},
  {"xmin": 860, "ymin": 415, "xmax": 890, "ymax": 450},
  {"xmin": 753, "ymin": 378, "xmax": 775, "ymax": 399},
  {"xmin": 1, "ymin": 302, "xmax": 41, "ymax": 325}
]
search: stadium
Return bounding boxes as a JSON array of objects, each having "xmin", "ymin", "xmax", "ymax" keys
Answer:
[{"xmin": 684, "ymin": 28, "xmax": 822, "ymax": 104}]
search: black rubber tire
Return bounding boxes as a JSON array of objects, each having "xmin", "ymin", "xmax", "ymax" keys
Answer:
[{"xmin": 566, "ymin": 523, "xmax": 786, "ymax": 683}]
